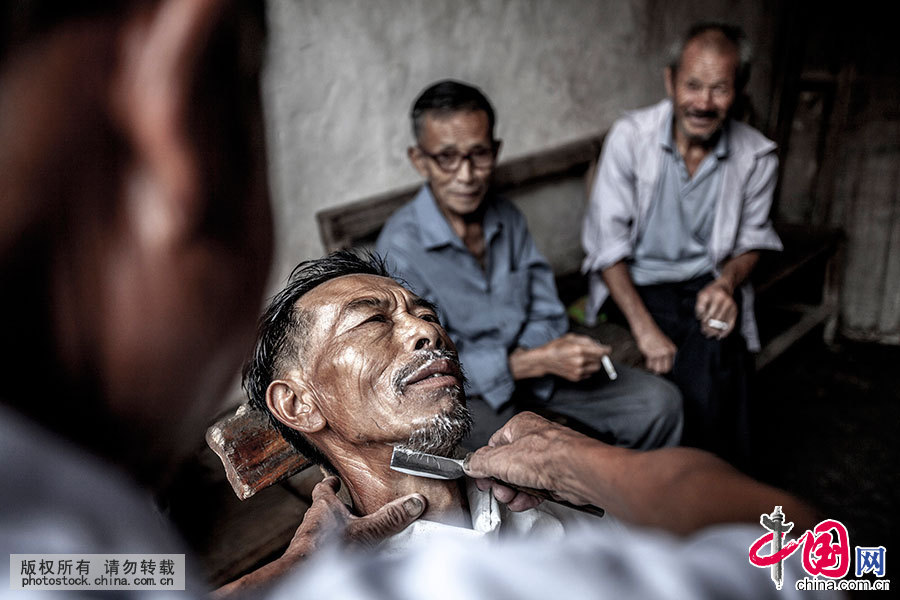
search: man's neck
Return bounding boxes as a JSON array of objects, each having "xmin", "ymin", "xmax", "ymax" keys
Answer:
[
  {"xmin": 326, "ymin": 441, "xmax": 471, "ymax": 528},
  {"xmin": 435, "ymin": 198, "xmax": 487, "ymax": 269},
  {"xmin": 673, "ymin": 126, "xmax": 719, "ymax": 178}
]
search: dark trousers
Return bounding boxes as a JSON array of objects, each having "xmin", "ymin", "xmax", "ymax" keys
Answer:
[
  {"xmin": 462, "ymin": 362, "xmax": 683, "ymax": 452},
  {"xmin": 609, "ymin": 274, "xmax": 752, "ymax": 464}
]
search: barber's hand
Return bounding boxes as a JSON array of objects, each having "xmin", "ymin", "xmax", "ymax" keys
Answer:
[
  {"xmin": 537, "ymin": 333, "xmax": 611, "ymax": 382},
  {"xmin": 465, "ymin": 412, "xmax": 598, "ymax": 508},
  {"xmin": 473, "ymin": 478, "xmax": 543, "ymax": 512},
  {"xmin": 212, "ymin": 476, "xmax": 425, "ymax": 597},
  {"xmin": 285, "ymin": 476, "xmax": 426, "ymax": 559},
  {"xmin": 635, "ymin": 326, "xmax": 677, "ymax": 374},
  {"xmin": 695, "ymin": 279, "xmax": 738, "ymax": 339}
]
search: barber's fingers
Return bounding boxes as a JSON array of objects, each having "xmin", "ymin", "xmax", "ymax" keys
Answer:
[
  {"xmin": 483, "ymin": 411, "xmax": 553, "ymax": 448},
  {"xmin": 311, "ymin": 475, "xmax": 342, "ymax": 501},
  {"xmin": 493, "ymin": 484, "xmax": 542, "ymax": 512},
  {"xmin": 466, "ymin": 434, "xmax": 538, "ymax": 482},
  {"xmin": 345, "ymin": 494, "xmax": 426, "ymax": 547},
  {"xmin": 473, "ymin": 477, "xmax": 542, "ymax": 512},
  {"xmin": 506, "ymin": 491, "xmax": 543, "ymax": 512}
]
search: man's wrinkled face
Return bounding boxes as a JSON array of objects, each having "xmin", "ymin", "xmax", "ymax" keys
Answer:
[
  {"xmin": 297, "ymin": 274, "xmax": 469, "ymax": 453},
  {"xmin": 411, "ymin": 110, "xmax": 496, "ymax": 219},
  {"xmin": 667, "ymin": 39, "xmax": 738, "ymax": 144}
]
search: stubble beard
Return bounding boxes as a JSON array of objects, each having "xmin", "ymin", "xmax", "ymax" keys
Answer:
[{"xmin": 401, "ymin": 396, "xmax": 473, "ymax": 457}]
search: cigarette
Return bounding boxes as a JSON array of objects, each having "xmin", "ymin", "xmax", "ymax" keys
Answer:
[
  {"xmin": 707, "ymin": 318, "xmax": 729, "ymax": 331},
  {"xmin": 601, "ymin": 355, "xmax": 617, "ymax": 380}
]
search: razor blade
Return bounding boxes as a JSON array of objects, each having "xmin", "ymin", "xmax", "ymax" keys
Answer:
[{"xmin": 390, "ymin": 446, "xmax": 605, "ymax": 517}]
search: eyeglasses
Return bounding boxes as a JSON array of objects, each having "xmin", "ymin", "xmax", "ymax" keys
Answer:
[{"xmin": 417, "ymin": 143, "xmax": 498, "ymax": 173}]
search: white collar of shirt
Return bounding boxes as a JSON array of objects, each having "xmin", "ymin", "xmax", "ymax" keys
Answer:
[{"xmin": 378, "ymin": 480, "xmax": 622, "ymax": 555}]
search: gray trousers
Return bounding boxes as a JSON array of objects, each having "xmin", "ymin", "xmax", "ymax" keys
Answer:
[{"xmin": 462, "ymin": 362, "xmax": 683, "ymax": 451}]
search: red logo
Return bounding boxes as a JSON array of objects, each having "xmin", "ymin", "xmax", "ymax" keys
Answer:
[{"xmin": 750, "ymin": 518, "xmax": 851, "ymax": 578}]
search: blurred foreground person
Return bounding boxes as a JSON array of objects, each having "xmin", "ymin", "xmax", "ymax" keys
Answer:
[{"xmin": 0, "ymin": 1, "xmax": 421, "ymax": 595}]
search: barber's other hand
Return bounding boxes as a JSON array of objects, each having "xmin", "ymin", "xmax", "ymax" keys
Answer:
[
  {"xmin": 212, "ymin": 476, "xmax": 425, "ymax": 597},
  {"xmin": 635, "ymin": 326, "xmax": 676, "ymax": 374},
  {"xmin": 285, "ymin": 476, "xmax": 426, "ymax": 559},
  {"xmin": 465, "ymin": 412, "xmax": 597, "ymax": 508},
  {"xmin": 695, "ymin": 279, "xmax": 737, "ymax": 339}
]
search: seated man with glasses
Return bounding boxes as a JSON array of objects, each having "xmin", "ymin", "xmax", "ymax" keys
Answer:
[{"xmin": 376, "ymin": 80, "xmax": 682, "ymax": 449}]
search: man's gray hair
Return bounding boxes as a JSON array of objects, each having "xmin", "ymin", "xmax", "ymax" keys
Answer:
[{"xmin": 666, "ymin": 22, "xmax": 753, "ymax": 92}]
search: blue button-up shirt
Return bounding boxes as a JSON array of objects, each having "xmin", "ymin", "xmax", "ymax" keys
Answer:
[
  {"xmin": 630, "ymin": 115, "xmax": 727, "ymax": 285},
  {"xmin": 376, "ymin": 186, "xmax": 567, "ymax": 409}
]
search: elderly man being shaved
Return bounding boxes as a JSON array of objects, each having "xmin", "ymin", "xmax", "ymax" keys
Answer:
[{"xmin": 244, "ymin": 251, "xmax": 607, "ymax": 546}]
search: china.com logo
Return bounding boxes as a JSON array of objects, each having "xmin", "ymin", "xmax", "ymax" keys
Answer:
[{"xmin": 748, "ymin": 506, "xmax": 889, "ymax": 592}]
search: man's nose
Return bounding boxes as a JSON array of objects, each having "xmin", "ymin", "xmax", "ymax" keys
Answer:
[
  {"xmin": 697, "ymin": 88, "xmax": 715, "ymax": 109},
  {"xmin": 402, "ymin": 316, "xmax": 445, "ymax": 351},
  {"xmin": 455, "ymin": 156, "xmax": 475, "ymax": 183}
]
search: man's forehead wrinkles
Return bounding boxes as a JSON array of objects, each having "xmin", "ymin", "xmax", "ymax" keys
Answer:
[{"xmin": 346, "ymin": 296, "xmax": 387, "ymax": 310}]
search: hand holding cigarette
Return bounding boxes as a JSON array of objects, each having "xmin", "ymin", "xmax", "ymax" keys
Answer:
[
  {"xmin": 524, "ymin": 333, "xmax": 614, "ymax": 383},
  {"xmin": 695, "ymin": 280, "xmax": 738, "ymax": 339}
]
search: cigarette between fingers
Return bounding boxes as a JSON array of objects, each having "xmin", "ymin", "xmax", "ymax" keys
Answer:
[
  {"xmin": 601, "ymin": 355, "xmax": 617, "ymax": 380},
  {"xmin": 707, "ymin": 318, "xmax": 729, "ymax": 331}
]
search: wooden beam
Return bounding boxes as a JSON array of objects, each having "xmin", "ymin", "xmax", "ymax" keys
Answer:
[
  {"xmin": 205, "ymin": 404, "xmax": 311, "ymax": 500},
  {"xmin": 753, "ymin": 225, "xmax": 843, "ymax": 295},
  {"xmin": 755, "ymin": 303, "xmax": 835, "ymax": 370}
]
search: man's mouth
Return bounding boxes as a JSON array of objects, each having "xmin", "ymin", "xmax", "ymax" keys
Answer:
[
  {"xmin": 685, "ymin": 111, "xmax": 719, "ymax": 124},
  {"xmin": 449, "ymin": 188, "xmax": 483, "ymax": 199},
  {"xmin": 396, "ymin": 353, "xmax": 463, "ymax": 394},
  {"xmin": 403, "ymin": 358, "xmax": 461, "ymax": 389}
]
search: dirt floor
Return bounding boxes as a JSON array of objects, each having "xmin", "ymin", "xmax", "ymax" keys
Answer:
[{"xmin": 748, "ymin": 331, "xmax": 900, "ymax": 565}]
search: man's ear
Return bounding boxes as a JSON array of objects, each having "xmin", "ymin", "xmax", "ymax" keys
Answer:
[
  {"xmin": 266, "ymin": 379, "xmax": 327, "ymax": 434},
  {"xmin": 408, "ymin": 145, "xmax": 431, "ymax": 179},
  {"xmin": 111, "ymin": 0, "xmax": 227, "ymax": 246},
  {"xmin": 664, "ymin": 67, "xmax": 675, "ymax": 98}
]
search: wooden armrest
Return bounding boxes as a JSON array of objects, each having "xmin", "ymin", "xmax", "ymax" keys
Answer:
[{"xmin": 205, "ymin": 404, "xmax": 312, "ymax": 500}]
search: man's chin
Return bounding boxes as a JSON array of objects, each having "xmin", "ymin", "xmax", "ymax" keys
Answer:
[
  {"xmin": 679, "ymin": 119, "xmax": 723, "ymax": 144},
  {"xmin": 400, "ymin": 402, "xmax": 473, "ymax": 457}
]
